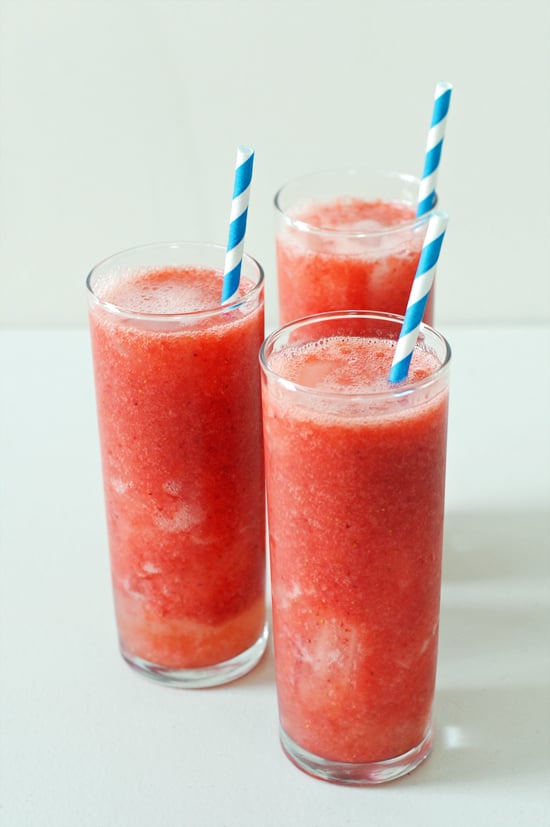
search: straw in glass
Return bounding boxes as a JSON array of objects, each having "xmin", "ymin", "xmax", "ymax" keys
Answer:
[
  {"xmin": 221, "ymin": 145, "xmax": 254, "ymax": 303},
  {"xmin": 389, "ymin": 211, "xmax": 448, "ymax": 383}
]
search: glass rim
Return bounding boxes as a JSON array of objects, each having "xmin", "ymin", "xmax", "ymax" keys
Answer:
[
  {"xmin": 259, "ymin": 310, "xmax": 451, "ymax": 401},
  {"xmin": 273, "ymin": 168, "xmax": 435, "ymax": 239},
  {"xmin": 86, "ymin": 240, "xmax": 264, "ymax": 323}
]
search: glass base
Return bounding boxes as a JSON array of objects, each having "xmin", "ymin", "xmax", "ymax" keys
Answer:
[
  {"xmin": 120, "ymin": 622, "xmax": 268, "ymax": 689},
  {"xmin": 279, "ymin": 724, "xmax": 433, "ymax": 785}
]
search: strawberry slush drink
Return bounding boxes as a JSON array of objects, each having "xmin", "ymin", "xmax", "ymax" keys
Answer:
[
  {"xmin": 261, "ymin": 311, "xmax": 450, "ymax": 784},
  {"xmin": 275, "ymin": 169, "xmax": 435, "ymax": 325},
  {"xmin": 87, "ymin": 243, "xmax": 267, "ymax": 688}
]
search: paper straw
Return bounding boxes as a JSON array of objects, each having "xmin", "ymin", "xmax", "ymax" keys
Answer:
[
  {"xmin": 389, "ymin": 211, "xmax": 448, "ymax": 384},
  {"xmin": 221, "ymin": 145, "xmax": 254, "ymax": 303},
  {"xmin": 417, "ymin": 81, "xmax": 453, "ymax": 217}
]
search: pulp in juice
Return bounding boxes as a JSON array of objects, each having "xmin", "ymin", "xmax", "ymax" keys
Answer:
[
  {"xmin": 262, "ymin": 332, "xmax": 448, "ymax": 762},
  {"xmin": 89, "ymin": 266, "xmax": 266, "ymax": 669},
  {"xmin": 276, "ymin": 198, "xmax": 433, "ymax": 325}
]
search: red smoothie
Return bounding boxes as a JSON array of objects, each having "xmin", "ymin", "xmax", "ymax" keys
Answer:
[
  {"xmin": 276, "ymin": 197, "xmax": 434, "ymax": 325},
  {"xmin": 88, "ymin": 250, "xmax": 266, "ymax": 684},
  {"xmin": 261, "ymin": 312, "xmax": 450, "ymax": 782}
]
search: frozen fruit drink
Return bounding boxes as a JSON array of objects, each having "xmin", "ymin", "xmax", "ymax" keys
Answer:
[
  {"xmin": 275, "ymin": 169, "xmax": 436, "ymax": 325},
  {"xmin": 87, "ymin": 242, "xmax": 267, "ymax": 688},
  {"xmin": 260, "ymin": 311, "xmax": 450, "ymax": 784}
]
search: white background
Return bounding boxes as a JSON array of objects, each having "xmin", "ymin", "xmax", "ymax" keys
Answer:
[{"xmin": 0, "ymin": 0, "xmax": 549, "ymax": 331}]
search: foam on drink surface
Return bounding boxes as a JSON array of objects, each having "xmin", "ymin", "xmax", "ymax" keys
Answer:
[
  {"xmin": 292, "ymin": 198, "xmax": 416, "ymax": 233},
  {"xmin": 96, "ymin": 266, "xmax": 251, "ymax": 315},
  {"xmin": 287, "ymin": 198, "xmax": 418, "ymax": 256},
  {"xmin": 271, "ymin": 337, "xmax": 438, "ymax": 395}
]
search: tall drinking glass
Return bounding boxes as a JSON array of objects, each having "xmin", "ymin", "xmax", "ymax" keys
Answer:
[
  {"xmin": 87, "ymin": 242, "xmax": 267, "ymax": 688},
  {"xmin": 274, "ymin": 169, "xmax": 436, "ymax": 325},
  {"xmin": 261, "ymin": 311, "xmax": 450, "ymax": 783}
]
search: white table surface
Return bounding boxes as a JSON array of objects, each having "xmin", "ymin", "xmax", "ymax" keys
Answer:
[{"xmin": 1, "ymin": 324, "xmax": 549, "ymax": 827}]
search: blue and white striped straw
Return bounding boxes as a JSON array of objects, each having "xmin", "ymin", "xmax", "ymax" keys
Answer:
[
  {"xmin": 389, "ymin": 211, "xmax": 448, "ymax": 384},
  {"xmin": 417, "ymin": 81, "xmax": 453, "ymax": 217},
  {"xmin": 221, "ymin": 145, "xmax": 254, "ymax": 304}
]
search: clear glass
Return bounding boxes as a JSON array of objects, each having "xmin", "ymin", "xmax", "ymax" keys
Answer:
[
  {"xmin": 87, "ymin": 242, "xmax": 267, "ymax": 688},
  {"xmin": 260, "ymin": 311, "xmax": 450, "ymax": 783},
  {"xmin": 274, "ymin": 168, "xmax": 437, "ymax": 325}
]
